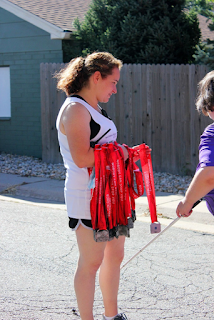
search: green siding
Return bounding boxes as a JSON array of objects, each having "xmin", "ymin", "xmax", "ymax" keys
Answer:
[
  {"xmin": 0, "ymin": 8, "xmax": 63, "ymax": 158},
  {"xmin": 0, "ymin": 36, "xmax": 63, "ymax": 52},
  {"xmin": 1, "ymin": 20, "xmax": 47, "ymax": 38}
]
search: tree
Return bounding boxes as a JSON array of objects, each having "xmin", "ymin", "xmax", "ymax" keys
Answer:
[
  {"xmin": 185, "ymin": 0, "xmax": 214, "ymax": 17},
  {"xmin": 187, "ymin": 0, "xmax": 214, "ymax": 67},
  {"xmin": 193, "ymin": 40, "xmax": 214, "ymax": 68},
  {"xmin": 73, "ymin": 0, "xmax": 200, "ymax": 64}
]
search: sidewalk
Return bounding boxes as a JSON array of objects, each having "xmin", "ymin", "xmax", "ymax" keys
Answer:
[
  {"xmin": 0, "ymin": 172, "xmax": 65, "ymax": 202},
  {"xmin": 0, "ymin": 172, "xmax": 214, "ymax": 234}
]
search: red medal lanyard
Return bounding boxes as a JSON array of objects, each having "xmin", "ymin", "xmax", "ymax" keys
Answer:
[
  {"xmin": 101, "ymin": 145, "xmax": 113, "ymax": 230},
  {"xmin": 138, "ymin": 144, "xmax": 157, "ymax": 223},
  {"xmin": 90, "ymin": 142, "xmax": 157, "ymax": 231}
]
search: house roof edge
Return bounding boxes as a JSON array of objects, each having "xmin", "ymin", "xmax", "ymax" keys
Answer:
[{"xmin": 0, "ymin": 0, "xmax": 72, "ymax": 39}]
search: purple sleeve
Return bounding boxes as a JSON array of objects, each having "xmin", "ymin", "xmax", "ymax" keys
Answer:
[
  {"xmin": 198, "ymin": 123, "xmax": 214, "ymax": 168},
  {"xmin": 198, "ymin": 123, "xmax": 214, "ymax": 216}
]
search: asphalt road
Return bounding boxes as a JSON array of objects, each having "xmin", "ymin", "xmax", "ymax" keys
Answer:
[{"xmin": 0, "ymin": 195, "xmax": 214, "ymax": 320}]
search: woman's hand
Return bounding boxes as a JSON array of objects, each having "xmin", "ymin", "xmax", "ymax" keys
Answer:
[
  {"xmin": 131, "ymin": 144, "xmax": 152, "ymax": 162},
  {"xmin": 132, "ymin": 145, "xmax": 140, "ymax": 162},
  {"xmin": 176, "ymin": 198, "xmax": 193, "ymax": 218}
]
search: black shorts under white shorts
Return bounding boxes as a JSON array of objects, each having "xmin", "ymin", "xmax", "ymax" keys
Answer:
[{"xmin": 68, "ymin": 217, "xmax": 93, "ymax": 231}]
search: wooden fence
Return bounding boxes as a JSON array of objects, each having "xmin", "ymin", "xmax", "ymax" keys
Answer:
[{"xmin": 40, "ymin": 63, "xmax": 211, "ymax": 175}]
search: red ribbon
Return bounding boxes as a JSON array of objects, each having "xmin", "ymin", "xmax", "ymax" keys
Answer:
[
  {"xmin": 138, "ymin": 144, "xmax": 157, "ymax": 223},
  {"xmin": 89, "ymin": 142, "xmax": 157, "ymax": 231}
]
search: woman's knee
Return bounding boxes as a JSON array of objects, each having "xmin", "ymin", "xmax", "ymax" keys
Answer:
[
  {"xmin": 76, "ymin": 225, "xmax": 106, "ymax": 272},
  {"xmin": 113, "ymin": 248, "xmax": 124, "ymax": 264},
  {"xmin": 104, "ymin": 239, "xmax": 125, "ymax": 265},
  {"xmin": 78, "ymin": 253, "xmax": 104, "ymax": 274}
]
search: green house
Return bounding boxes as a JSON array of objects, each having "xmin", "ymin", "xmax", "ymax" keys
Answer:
[{"xmin": 0, "ymin": 0, "xmax": 90, "ymax": 158}]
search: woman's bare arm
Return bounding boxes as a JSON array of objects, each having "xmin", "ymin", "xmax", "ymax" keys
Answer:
[
  {"xmin": 61, "ymin": 103, "xmax": 95, "ymax": 168},
  {"xmin": 176, "ymin": 166, "xmax": 214, "ymax": 217}
]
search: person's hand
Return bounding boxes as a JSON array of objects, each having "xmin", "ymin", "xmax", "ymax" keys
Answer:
[
  {"xmin": 176, "ymin": 198, "xmax": 193, "ymax": 218},
  {"xmin": 132, "ymin": 145, "xmax": 140, "ymax": 162},
  {"xmin": 131, "ymin": 144, "xmax": 152, "ymax": 162}
]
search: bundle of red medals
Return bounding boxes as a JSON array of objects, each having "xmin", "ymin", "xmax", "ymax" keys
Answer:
[{"xmin": 88, "ymin": 142, "xmax": 160, "ymax": 242}]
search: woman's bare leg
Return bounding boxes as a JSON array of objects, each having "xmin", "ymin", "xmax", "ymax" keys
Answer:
[
  {"xmin": 75, "ymin": 225, "xmax": 106, "ymax": 320},
  {"xmin": 99, "ymin": 236, "xmax": 125, "ymax": 317}
]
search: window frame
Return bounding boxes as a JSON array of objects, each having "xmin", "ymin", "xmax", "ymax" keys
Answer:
[{"xmin": 0, "ymin": 66, "xmax": 11, "ymax": 119}]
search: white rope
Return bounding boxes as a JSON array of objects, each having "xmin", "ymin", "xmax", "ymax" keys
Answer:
[{"xmin": 121, "ymin": 216, "xmax": 180, "ymax": 270}]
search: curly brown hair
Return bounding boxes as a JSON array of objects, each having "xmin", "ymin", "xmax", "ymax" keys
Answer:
[
  {"xmin": 196, "ymin": 70, "xmax": 214, "ymax": 116},
  {"xmin": 55, "ymin": 52, "xmax": 123, "ymax": 96}
]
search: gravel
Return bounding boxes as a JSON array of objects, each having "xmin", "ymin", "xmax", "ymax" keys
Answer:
[{"xmin": 0, "ymin": 153, "xmax": 193, "ymax": 195}]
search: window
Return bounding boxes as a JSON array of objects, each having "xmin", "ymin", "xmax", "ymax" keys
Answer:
[{"xmin": 0, "ymin": 67, "xmax": 11, "ymax": 118}]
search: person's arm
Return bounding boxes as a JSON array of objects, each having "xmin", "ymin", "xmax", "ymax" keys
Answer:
[
  {"xmin": 176, "ymin": 166, "xmax": 214, "ymax": 217},
  {"xmin": 61, "ymin": 102, "xmax": 95, "ymax": 168}
]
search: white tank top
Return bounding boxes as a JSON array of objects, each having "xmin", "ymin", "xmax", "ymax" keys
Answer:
[{"xmin": 56, "ymin": 96, "xmax": 117, "ymax": 219}]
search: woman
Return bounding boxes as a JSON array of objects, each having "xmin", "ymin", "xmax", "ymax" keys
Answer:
[
  {"xmin": 176, "ymin": 71, "xmax": 214, "ymax": 218},
  {"xmin": 56, "ymin": 52, "xmax": 129, "ymax": 320}
]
